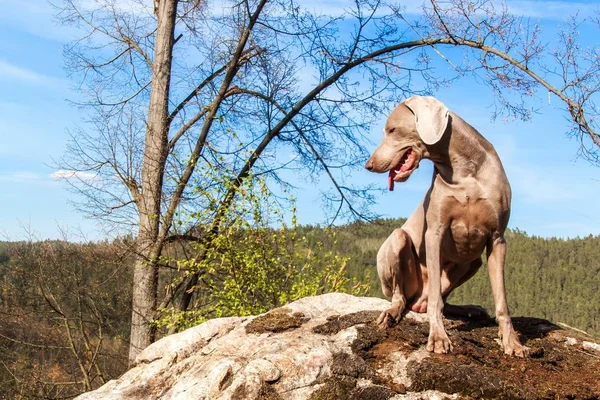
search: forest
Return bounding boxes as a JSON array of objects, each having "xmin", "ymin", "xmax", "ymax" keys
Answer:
[{"xmin": 1, "ymin": 219, "xmax": 598, "ymax": 398}]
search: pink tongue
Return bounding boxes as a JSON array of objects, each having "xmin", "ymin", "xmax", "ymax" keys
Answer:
[{"xmin": 387, "ymin": 150, "xmax": 414, "ymax": 191}]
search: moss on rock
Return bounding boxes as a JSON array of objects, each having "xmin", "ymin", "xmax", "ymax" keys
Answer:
[{"xmin": 245, "ymin": 308, "xmax": 310, "ymax": 334}]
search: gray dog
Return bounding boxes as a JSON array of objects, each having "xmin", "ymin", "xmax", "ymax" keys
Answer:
[{"xmin": 365, "ymin": 96, "xmax": 528, "ymax": 357}]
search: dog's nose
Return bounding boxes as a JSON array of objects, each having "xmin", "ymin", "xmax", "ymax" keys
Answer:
[{"xmin": 365, "ymin": 158, "xmax": 374, "ymax": 171}]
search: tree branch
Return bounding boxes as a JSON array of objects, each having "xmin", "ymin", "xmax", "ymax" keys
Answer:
[
  {"xmin": 155, "ymin": 0, "xmax": 270, "ymax": 254},
  {"xmin": 456, "ymin": 38, "xmax": 600, "ymax": 149},
  {"xmin": 167, "ymin": 46, "xmax": 263, "ymax": 125}
]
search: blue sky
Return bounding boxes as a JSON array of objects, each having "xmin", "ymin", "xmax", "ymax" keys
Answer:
[{"xmin": 0, "ymin": 0, "xmax": 599, "ymax": 240}]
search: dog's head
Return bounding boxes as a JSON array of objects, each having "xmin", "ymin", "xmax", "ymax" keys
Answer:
[{"xmin": 365, "ymin": 96, "xmax": 450, "ymax": 191}]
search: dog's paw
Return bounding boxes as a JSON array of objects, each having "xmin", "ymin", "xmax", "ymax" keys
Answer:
[
  {"xmin": 427, "ymin": 330, "xmax": 453, "ymax": 354},
  {"xmin": 502, "ymin": 332, "xmax": 529, "ymax": 357},
  {"xmin": 506, "ymin": 343, "xmax": 530, "ymax": 357},
  {"xmin": 376, "ymin": 309, "xmax": 401, "ymax": 328}
]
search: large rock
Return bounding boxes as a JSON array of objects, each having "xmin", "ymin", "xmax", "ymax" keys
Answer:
[{"xmin": 77, "ymin": 293, "xmax": 600, "ymax": 399}]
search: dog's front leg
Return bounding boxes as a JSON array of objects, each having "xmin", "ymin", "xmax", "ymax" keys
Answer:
[
  {"xmin": 487, "ymin": 237, "xmax": 529, "ymax": 357},
  {"xmin": 376, "ymin": 229, "xmax": 411, "ymax": 327},
  {"xmin": 425, "ymin": 230, "xmax": 452, "ymax": 353}
]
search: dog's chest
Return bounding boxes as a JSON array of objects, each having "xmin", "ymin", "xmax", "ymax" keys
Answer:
[{"xmin": 444, "ymin": 196, "xmax": 497, "ymax": 262}]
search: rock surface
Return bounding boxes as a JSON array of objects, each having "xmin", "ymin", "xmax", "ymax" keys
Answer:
[{"xmin": 77, "ymin": 293, "xmax": 600, "ymax": 400}]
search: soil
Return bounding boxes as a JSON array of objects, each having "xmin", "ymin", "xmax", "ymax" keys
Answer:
[
  {"xmin": 312, "ymin": 311, "xmax": 382, "ymax": 335},
  {"xmin": 365, "ymin": 316, "xmax": 600, "ymax": 400},
  {"xmin": 245, "ymin": 307, "xmax": 310, "ymax": 334},
  {"xmin": 232, "ymin": 382, "xmax": 284, "ymax": 400},
  {"xmin": 268, "ymin": 310, "xmax": 600, "ymax": 399}
]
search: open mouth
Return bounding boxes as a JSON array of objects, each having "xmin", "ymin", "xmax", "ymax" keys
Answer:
[{"xmin": 388, "ymin": 148, "xmax": 417, "ymax": 191}]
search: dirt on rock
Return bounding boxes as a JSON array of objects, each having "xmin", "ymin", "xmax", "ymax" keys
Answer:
[
  {"xmin": 364, "ymin": 316, "xmax": 600, "ymax": 400},
  {"xmin": 245, "ymin": 308, "xmax": 310, "ymax": 334},
  {"xmin": 312, "ymin": 311, "xmax": 382, "ymax": 335},
  {"xmin": 304, "ymin": 307, "xmax": 599, "ymax": 399}
]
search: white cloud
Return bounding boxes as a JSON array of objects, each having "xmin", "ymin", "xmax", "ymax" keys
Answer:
[
  {"xmin": 0, "ymin": 171, "xmax": 52, "ymax": 185},
  {"xmin": 0, "ymin": 171, "xmax": 39, "ymax": 181},
  {"xmin": 0, "ymin": 0, "xmax": 64, "ymax": 41},
  {"xmin": 0, "ymin": 0, "xmax": 50, "ymax": 15},
  {"xmin": 0, "ymin": 60, "xmax": 59, "ymax": 85},
  {"xmin": 0, "ymin": 60, "xmax": 47, "ymax": 82},
  {"xmin": 78, "ymin": 0, "xmax": 154, "ymax": 16},
  {"xmin": 297, "ymin": 0, "xmax": 599, "ymax": 20},
  {"xmin": 51, "ymin": 169, "xmax": 98, "ymax": 182},
  {"xmin": 541, "ymin": 221, "xmax": 598, "ymax": 237},
  {"xmin": 12, "ymin": 172, "xmax": 40, "ymax": 180},
  {"xmin": 296, "ymin": 0, "xmax": 425, "ymax": 17},
  {"xmin": 508, "ymin": 167, "xmax": 578, "ymax": 204},
  {"xmin": 206, "ymin": 0, "xmax": 425, "ymax": 19},
  {"xmin": 0, "ymin": 170, "xmax": 98, "ymax": 186},
  {"xmin": 506, "ymin": 1, "xmax": 598, "ymax": 19},
  {"xmin": 0, "ymin": 0, "xmax": 150, "ymax": 42}
]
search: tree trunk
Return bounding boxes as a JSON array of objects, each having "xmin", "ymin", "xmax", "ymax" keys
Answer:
[{"xmin": 129, "ymin": 0, "xmax": 178, "ymax": 364}]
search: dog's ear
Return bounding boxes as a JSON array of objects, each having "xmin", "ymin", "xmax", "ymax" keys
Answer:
[{"xmin": 403, "ymin": 96, "xmax": 450, "ymax": 145}]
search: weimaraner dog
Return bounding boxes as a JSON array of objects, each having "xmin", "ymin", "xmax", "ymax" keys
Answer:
[{"xmin": 365, "ymin": 96, "xmax": 528, "ymax": 357}]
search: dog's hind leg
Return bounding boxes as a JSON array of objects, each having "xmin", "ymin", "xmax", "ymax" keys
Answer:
[
  {"xmin": 442, "ymin": 258, "xmax": 489, "ymax": 319},
  {"xmin": 376, "ymin": 229, "xmax": 418, "ymax": 328}
]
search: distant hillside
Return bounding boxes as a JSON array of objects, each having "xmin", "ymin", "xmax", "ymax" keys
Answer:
[
  {"xmin": 1, "ymin": 221, "xmax": 598, "ymax": 340},
  {"xmin": 299, "ymin": 218, "xmax": 600, "ymax": 337}
]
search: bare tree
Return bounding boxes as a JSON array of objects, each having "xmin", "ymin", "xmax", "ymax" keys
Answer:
[
  {"xmin": 0, "ymin": 238, "xmax": 131, "ymax": 398},
  {"xmin": 55, "ymin": 0, "xmax": 600, "ymax": 363}
]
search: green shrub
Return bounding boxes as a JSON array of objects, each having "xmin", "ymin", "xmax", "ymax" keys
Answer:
[{"xmin": 156, "ymin": 175, "xmax": 370, "ymax": 331}]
